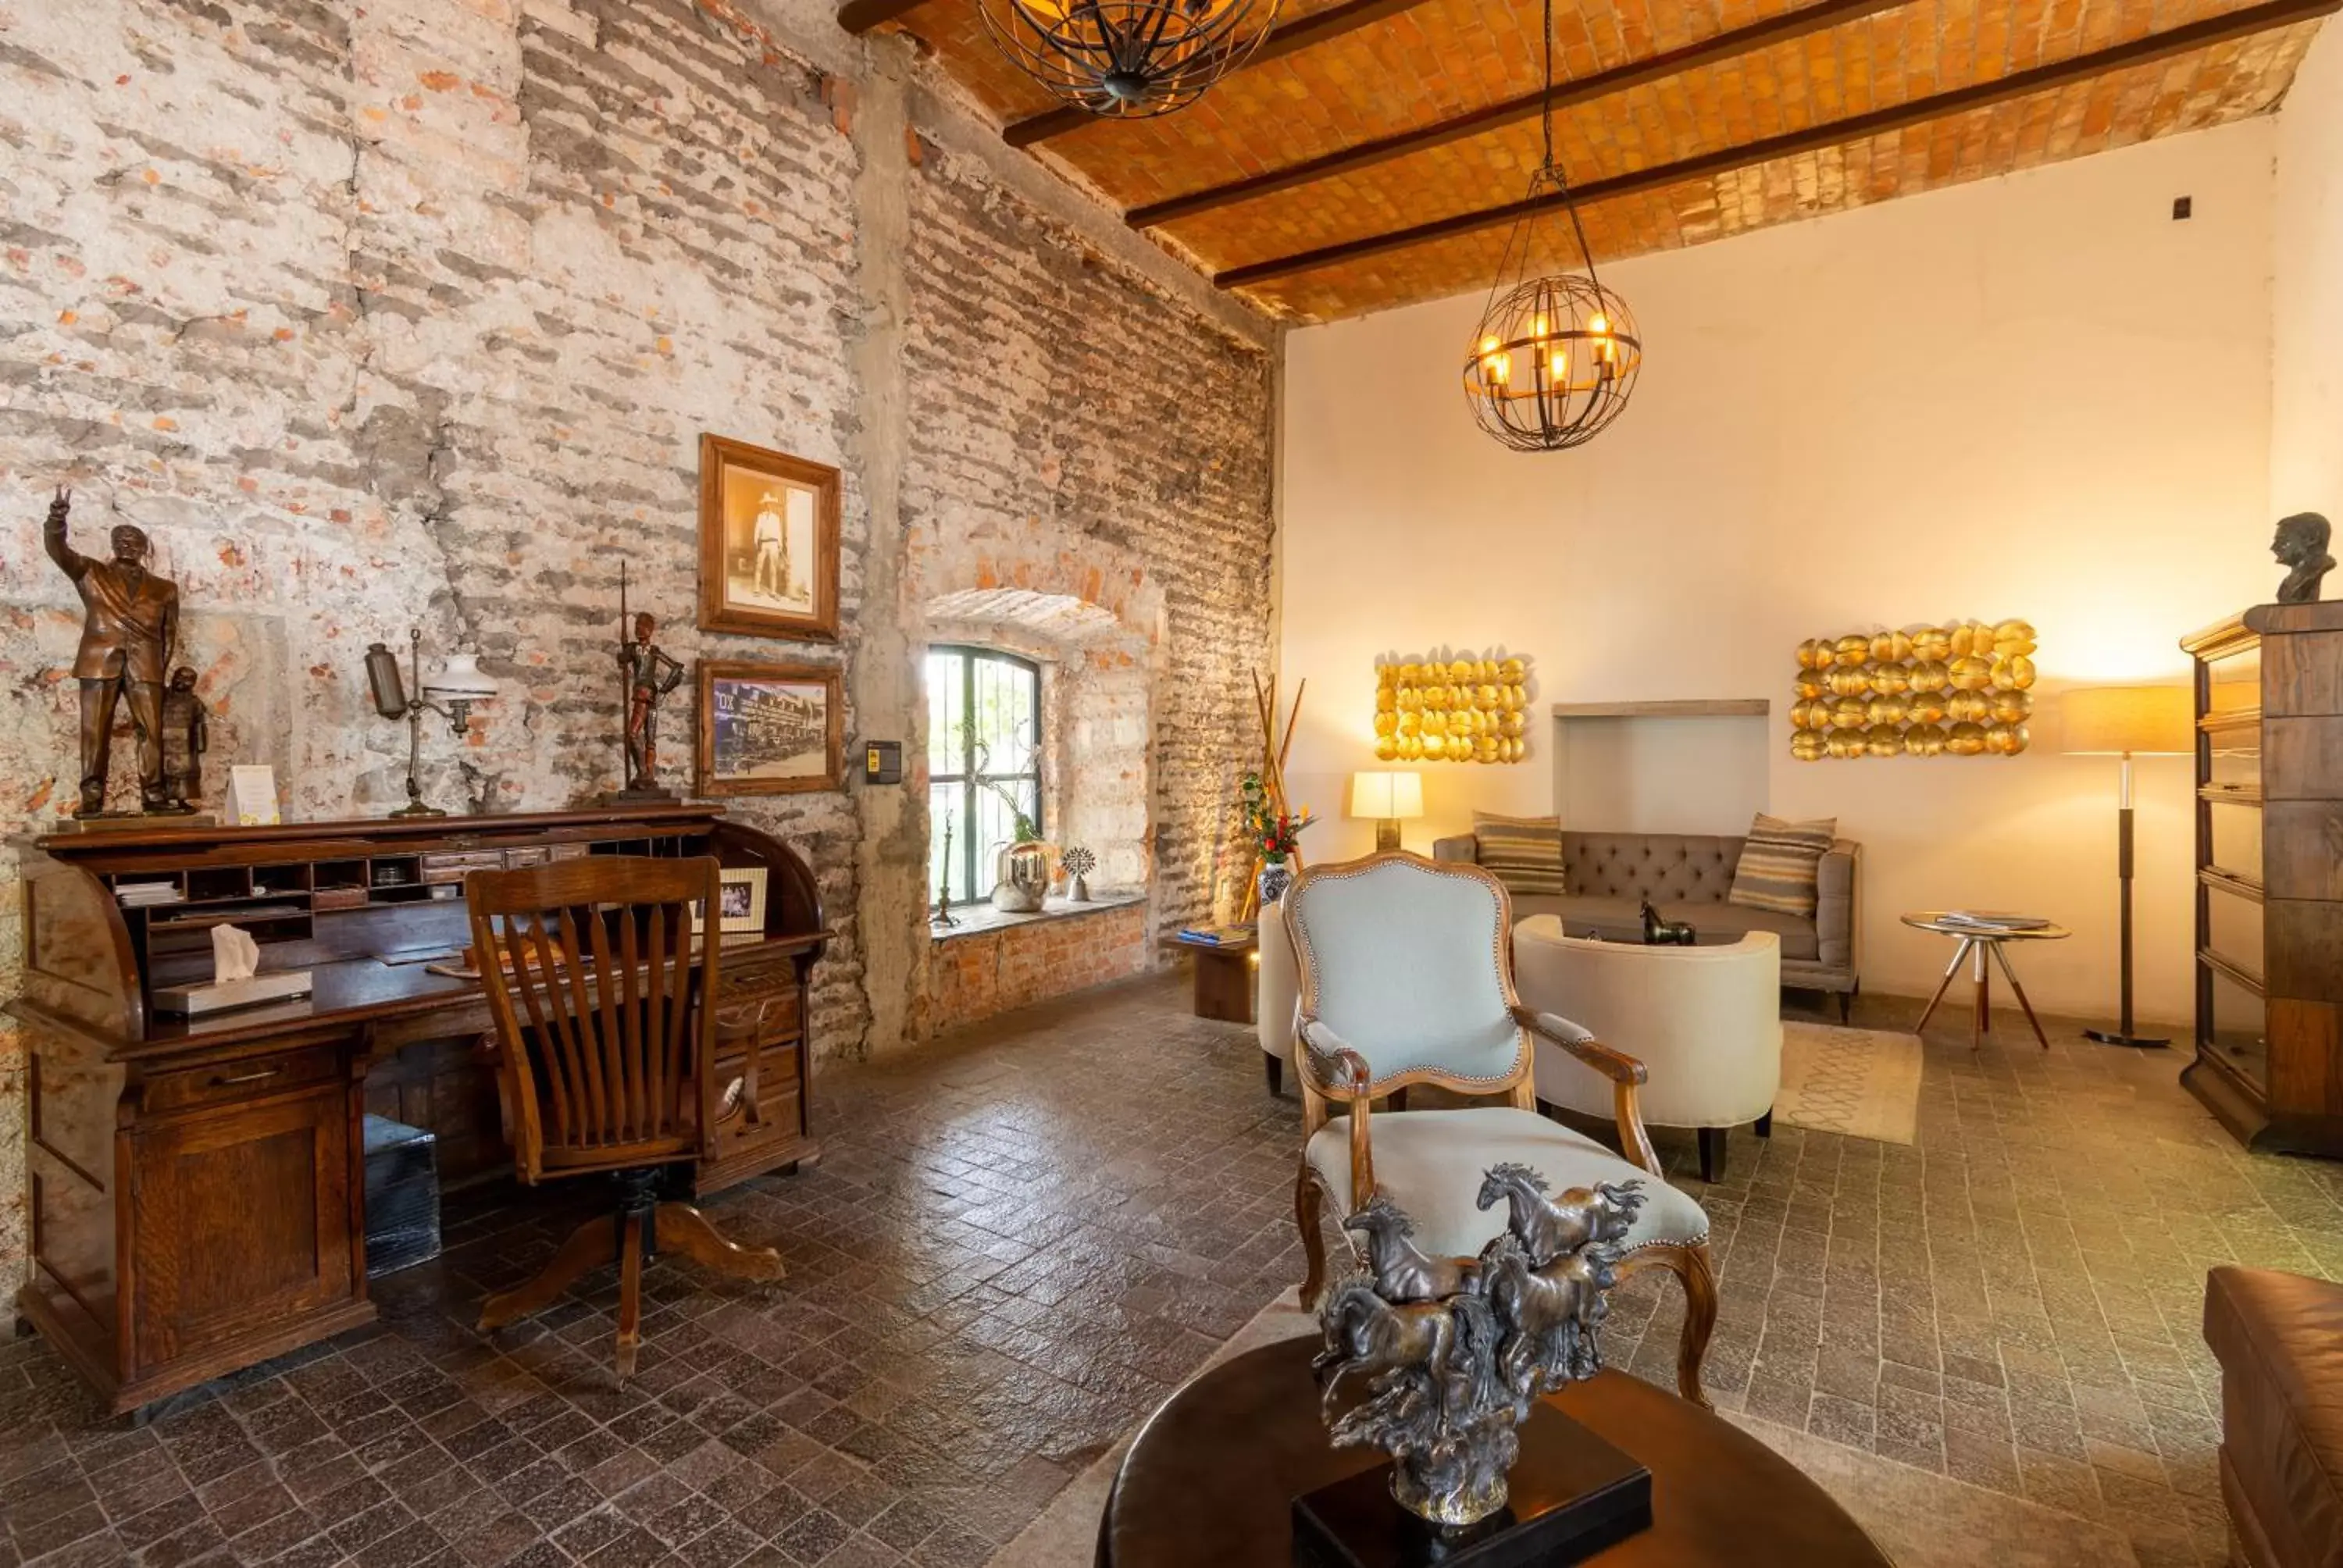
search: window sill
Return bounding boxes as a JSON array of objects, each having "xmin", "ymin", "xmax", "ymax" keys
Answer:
[{"xmin": 930, "ymin": 891, "xmax": 1145, "ymax": 943}]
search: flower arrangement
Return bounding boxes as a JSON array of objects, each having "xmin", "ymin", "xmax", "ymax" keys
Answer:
[{"xmin": 1241, "ymin": 772, "xmax": 1313, "ymax": 864}]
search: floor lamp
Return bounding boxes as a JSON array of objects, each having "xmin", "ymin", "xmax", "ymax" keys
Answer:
[{"xmin": 2059, "ymin": 685, "xmax": 2193, "ymax": 1047}]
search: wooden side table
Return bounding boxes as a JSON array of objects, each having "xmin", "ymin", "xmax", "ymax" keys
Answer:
[
  {"xmin": 1902, "ymin": 912, "xmax": 2070, "ymax": 1049},
  {"xmin": 1173, "ymin": 935, "xmax": 1257, "ymax": 1024}
]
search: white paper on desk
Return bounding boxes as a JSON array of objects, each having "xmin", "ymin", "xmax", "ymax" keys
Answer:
[{"xmin": 212, "ymin": 924, "xmax": 260, "ymax": 984}]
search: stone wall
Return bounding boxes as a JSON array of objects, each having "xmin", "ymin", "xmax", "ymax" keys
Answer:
[{"xmin": 0, "ymin": 0, "xmax": 1276, "ymax": 1276}]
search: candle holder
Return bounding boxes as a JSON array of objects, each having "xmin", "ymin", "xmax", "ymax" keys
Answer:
[{"xmin": 364, "ymin": 629, "xmax": 496, "ymax": 818}]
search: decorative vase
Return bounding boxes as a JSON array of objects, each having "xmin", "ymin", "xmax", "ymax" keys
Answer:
[
  {"xmin": 1257, "ymin": 859, "xmax": 1292, "ymax": 907},
  {"xmin": 990, "ymin": 841, "xmax": 1050, "ymax": 913}
]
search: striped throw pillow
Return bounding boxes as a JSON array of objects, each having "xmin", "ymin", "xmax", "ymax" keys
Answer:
[
  {"xmin": 1474, "ymin": 811, "xmax": 1565, "ymax": 898},
  {"xmin": 1728, "ymin": 814, "xmax": 1837, "ymax": 918}
]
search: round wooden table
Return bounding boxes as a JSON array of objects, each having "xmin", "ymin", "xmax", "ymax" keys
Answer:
[
  {"xmin": 1901, "ymin": 911, "xmax": 2071, "ymax": 1050},
  {"xmin": 1097, "ymin": 1337, "xmax": 1890, "ymax": 1567}
]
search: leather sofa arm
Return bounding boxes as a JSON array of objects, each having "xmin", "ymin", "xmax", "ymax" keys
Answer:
[
  {"xmin": 1815, "ymin": 839, "xmax": 1859, "ymax": 973},
  {"xmin": 1431, "ymin": 834, "xmax": 1478, "ymax": 864}
]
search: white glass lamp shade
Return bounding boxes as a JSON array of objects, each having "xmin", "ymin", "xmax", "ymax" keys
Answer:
[{"xmin": 423, "ymin": 652, "xmax": 497, "ymax": 701}]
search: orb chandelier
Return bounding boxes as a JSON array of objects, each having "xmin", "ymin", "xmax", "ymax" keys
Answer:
[
  {"xmin": 1463, "ymin": 0, "xmax": 1642, "ymax": 452},
  {"xmin": 977, "ymin": 0, "xmax": 1282, "ymax": 120}
]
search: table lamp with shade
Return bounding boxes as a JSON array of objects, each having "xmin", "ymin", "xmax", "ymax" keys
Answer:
[
  {"xmin": 2060, "ymin": 684, "xmax": 2194, "ymax": 1046},
  {"xmin": 1350, "ymin": 771, "xmax": 1425, "ymax": 853}
]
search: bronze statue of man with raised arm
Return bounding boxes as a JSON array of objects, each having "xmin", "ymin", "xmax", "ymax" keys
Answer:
[{"xmin": 43, "ymin": 487, "xmax": 183, "ymax": 815}]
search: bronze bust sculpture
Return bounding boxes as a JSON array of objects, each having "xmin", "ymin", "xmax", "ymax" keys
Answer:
[
  {"xmin": 2274, "ymin": 512, "xmax": 2334, "ymax": 604},
  {"xmin": 43, "ymin": 487, "xmax": 184, "ymax": 815}
]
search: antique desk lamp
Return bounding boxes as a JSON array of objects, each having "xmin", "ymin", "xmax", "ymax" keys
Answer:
[
  {"xmin": 365, "ymin": 629, "xmax": 496, "ymax": 818},
  {"xmin": 1350, "ymin": 770, "xmax": 1425, "ymax": 853},
  {"xmin": 2060, "ymin": 683, "xmax": 2192, "ymax": 1046}
]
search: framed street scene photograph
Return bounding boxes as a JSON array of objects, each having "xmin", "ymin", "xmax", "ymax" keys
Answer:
[
  {"xmin": 696, "ymin": 660, "xmax": 843, "ymax": 796},
  {"xmin": 697, "ymin": 433, "xmax": 840, "ymax": 641}
]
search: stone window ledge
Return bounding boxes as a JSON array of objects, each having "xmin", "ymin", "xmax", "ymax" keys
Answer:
[{"xmin": 931, "ymin": 891, "xmax": 1145, "ymax": 943}]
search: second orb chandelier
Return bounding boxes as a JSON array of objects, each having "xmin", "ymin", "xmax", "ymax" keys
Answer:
[
  {"xmin": 1463, "ymin": 0, "xmax": 1643, "ymax": 452},
  {"xmin": 978, "ymin": 0, "xmax": 1282, "ymax": 120}
]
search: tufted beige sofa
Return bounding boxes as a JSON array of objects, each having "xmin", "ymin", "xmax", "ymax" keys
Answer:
[{"xmin": 1432, "ymin": 830, "xmax": 1861, "ymax": 1017}]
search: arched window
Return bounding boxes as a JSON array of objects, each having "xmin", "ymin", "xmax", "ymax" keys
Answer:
[{"xmin": 927, "ymin": 647, "xmax": 1042, "ymax": 905}]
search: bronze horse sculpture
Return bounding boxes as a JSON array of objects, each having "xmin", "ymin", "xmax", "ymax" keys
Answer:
[
  {"xmin": 1476, "ymin": 1162, "xmax": 1644, "ymax": 1264},
  {"xmin": 1312, "ymin": 1171, "xmax": 1644, "ymax": 1528},
  {"xmin": 1344, "ymin": 1192, "xmax": 1483, "ymax": 1303}
]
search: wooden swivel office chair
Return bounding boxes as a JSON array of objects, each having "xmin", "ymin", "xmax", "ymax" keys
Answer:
[{"xmin": 467, "ymin": 854, "xmax": 782, "ymax": 1378}]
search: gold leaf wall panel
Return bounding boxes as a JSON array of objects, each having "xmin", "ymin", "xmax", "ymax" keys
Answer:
[
  {"xmin": 1374, "ymin": 654, "xmax": 1532, "ymax": 764},
  {"xmin": 1790, "ymin": 621, "xmax": 2035, "ymax": 760}
]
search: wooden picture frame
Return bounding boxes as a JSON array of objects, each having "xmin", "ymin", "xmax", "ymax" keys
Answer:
[
  {"xmin": 697, "ymin": 433, "xmax": 841, "ymax": 641},
  {"xmin": 696, "ymin": 660, "xmax": 843, "ymax": 797},
  {"xmin": 691, "ymin": 865, "xmax": 769, "ymax": 936}
]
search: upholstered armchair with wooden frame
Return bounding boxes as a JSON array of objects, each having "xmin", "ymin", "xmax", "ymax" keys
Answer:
[
  {"xmin": 1286, "ymin": 850, "xmax": 1721, "ymax": 1406},
  {"xmin": 467, "ymin": 854, "xmax": 783, "ymax": 1380}
]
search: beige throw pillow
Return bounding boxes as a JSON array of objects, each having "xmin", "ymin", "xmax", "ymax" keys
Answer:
[
  {"xmin": 1474, "ymin": 811, "xmax": 1565, "ymax": 898},
  {"xmin": 1728, "ymin": 813, "xmax": 1837, "ymax": 919}
]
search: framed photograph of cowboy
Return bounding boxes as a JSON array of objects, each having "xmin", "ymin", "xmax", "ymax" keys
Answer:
[{"xmin": 697, "ymin": 433, "xmax": 841, "ymax": 641}]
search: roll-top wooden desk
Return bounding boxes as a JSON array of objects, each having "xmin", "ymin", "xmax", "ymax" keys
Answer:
[{"xmin": 10, "ymin": 804, "xmax": 826, "ymax": 1414}]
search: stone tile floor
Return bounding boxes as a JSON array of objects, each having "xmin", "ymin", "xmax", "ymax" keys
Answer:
[{"xmin": 1, "ymin": 971, "xmax": 2331, "ymax": 1567}]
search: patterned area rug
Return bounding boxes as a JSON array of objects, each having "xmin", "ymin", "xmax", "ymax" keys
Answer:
[{"xmin": 1773, "ymin": 1021, "xmax": 1925, "ymax": 1146}]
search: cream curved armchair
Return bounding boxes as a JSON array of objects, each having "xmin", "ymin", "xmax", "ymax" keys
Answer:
[
  {"xmin": 1284, "ymin": 851, "xmax": 1720, "ymax": 1406},
  {"xmin": 1257, "ymin": 898, "xmax": 1300, "ymax": 1095},
  {"xmin": 1514, "ymin": 921, "xmax": 1782, "ymax": 1184}
]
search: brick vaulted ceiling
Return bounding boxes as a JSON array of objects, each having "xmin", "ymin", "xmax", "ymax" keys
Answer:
[{"xmin": 841, "ymin": 0, "xmax": 2334, "ymax": 320}]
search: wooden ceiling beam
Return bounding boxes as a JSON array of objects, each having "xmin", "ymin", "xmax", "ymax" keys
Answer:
[
  {"xmin": 1004, "ymin": 0, "xmax": 1433, "ymax": 148},
  {"xmin": 1130, "ymin": 0, "xmax": 1912, "ymax": 230},
  {"xmin": 838, "ymin": 0, "xmax": 927, "ymax": 35},
  {"xmin": 1215, "ymin": 0, "xmax": 2339, "ymax": 292}
]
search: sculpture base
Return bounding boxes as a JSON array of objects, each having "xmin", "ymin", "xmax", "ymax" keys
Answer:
[
  {"xmin": 57, "ymin": 812, "xmax": 216, "ymax": 834},
  {"xmin": 604, "ymin": 786, "xmax": 678, "ymax": 805},
  {"xmin": 1292, "ymin": 1405, "xmax": 1650, "ymax": 1568}
]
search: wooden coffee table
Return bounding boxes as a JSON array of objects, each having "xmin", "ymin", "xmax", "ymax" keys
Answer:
[
  {"xmin": 1169, "ymin": 934, "xmax": 1257, "ymax": 1025},
  {"xmin": 1902, "ymin": 911, "xmax": 2070, "ymax": 1050},
  {"xmin": 1097, "ymin": 1337, "xmax": 1889, "ymax": 1567}
]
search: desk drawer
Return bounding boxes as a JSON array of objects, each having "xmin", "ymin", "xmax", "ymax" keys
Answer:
[
  {"xmin": 143, "ymin": 1050, "xmax": 341, "ymax": 1114},
  {"xmin": 715, "ymin": 988, "xmax": 800, "ymax": 1043}
]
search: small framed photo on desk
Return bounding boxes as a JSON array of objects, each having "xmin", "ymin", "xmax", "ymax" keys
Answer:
[{"xmin": 693, "ymin": 866, "xmax": 767, "ymax": 936}]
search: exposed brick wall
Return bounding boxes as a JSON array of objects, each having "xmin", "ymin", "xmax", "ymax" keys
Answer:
[
  {"xmin": 0, "ymin": 0, "xmax": 1277, "ymax": 1275},
  {"xmin": 925, "ymin": 905, "xmax": 1150, "ymax": 1031}
]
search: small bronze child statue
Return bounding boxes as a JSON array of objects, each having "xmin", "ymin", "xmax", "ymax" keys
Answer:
[
  {"xmin": 159, "ymin": 667, "xmax": 209, "ymax": 809},
  {"xmin": 42, "ymin": 486, "xmax": 185, "ymax": 816},
  {"xmin": 2274, "ymin": 512, "xmax": 2335, "ymax": 604}
]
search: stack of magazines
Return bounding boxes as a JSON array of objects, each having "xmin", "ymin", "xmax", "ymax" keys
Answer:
[
  {"xmin": 1176, "ymin": 923, "xmax": 1255, "ymax": 946},
  {"xmin": 1935, "ymin": 911, "xmax": 2050, "ymax": 932}
]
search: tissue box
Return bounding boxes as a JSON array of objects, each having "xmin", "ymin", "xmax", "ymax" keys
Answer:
[
  {"xmin": 153, "ymin": 971, "xmax": 313, "ymax": 1016},
  {"xmin": 363, "ymin": 1116, "xmax": 442, "ymax": 1278}
]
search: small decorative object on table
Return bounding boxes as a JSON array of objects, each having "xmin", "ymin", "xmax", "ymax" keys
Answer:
[
  {"xmin": 1639, "ymin": 900, "xmax": 1696, "ymax": 946},
  {"xmin": 1302, "ymin": 1172, "xmax": 1650, "ymax": 1562},
  {"xmin": 2273, "ymin": 512, "xmax": 2334, "ymax": 604},
  {"xmin": 1061, "ymin": 845, "xmax": 1097, "ymax": 902},
  {"xmin": 1243, "ymin": 770, "xmax": 1311, "ymax": 908},
  {"xmin": 612, "ymin": 562, "xmax": 685, "ymax": 803},
  {"xmin": 934, "ymin": 811, "xmax": 959, "ymax": 928},
  {"xmin": 991, "ymin": 839, "xmax": 1050, "ymax": 913},
  {"xmin": 364, "ymin": 629, "xmax": 496, "ymax": 818}
]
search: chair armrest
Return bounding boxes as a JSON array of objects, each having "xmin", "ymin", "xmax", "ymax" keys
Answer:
[
  {"xmin": 1512, "ymin": 1006, "xmax": 1646, "ymax": 1085},
  {"xmin": 1299, "ymin": 1017, "xmax": 1377, "ymax": 1206},
  {"xmin": 1510, "ymin": 1005, "xmax": 1660, "ymax": 1177},
  {"xmin": 1298, "ymin": 1017, "xmax": 1372, "ymax": 1099},
  {"xmin": 1815, "ymin": 840, "xmax": 1858, "ymax": 973},
  {"xmin": 1431, "ymin": 835, "xmax": 1478, "ymax": 864}
]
